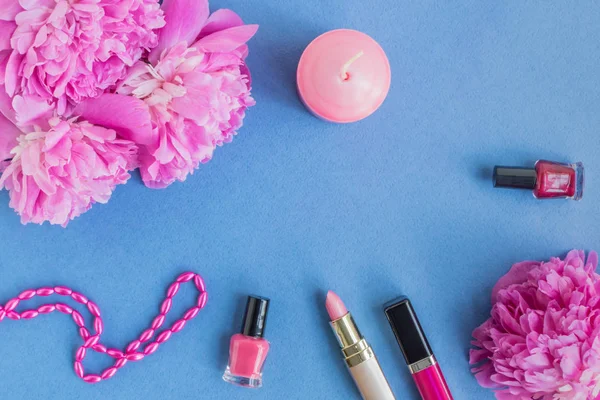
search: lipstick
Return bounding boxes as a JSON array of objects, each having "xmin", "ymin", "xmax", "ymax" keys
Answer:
[
  {"xmin": 326, "ymin": 291, "xmax": 395, "ymax": 400},
  {"xmin": 384, "ymin": 297, "xmax": 453, "ymax": 400}
]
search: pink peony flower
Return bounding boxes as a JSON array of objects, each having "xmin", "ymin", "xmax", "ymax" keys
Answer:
[
  {"xmin": 470, "ymin": 250, "xmax": 600, "ymax": 400},
  {"xmin": 0, "ymin": 92, "xmax": 152, "ymax": 226},
  {"xmin": 0, "ymin": 0, "xmax": 165, "ymax": 110},
  {"xmin": 94, "ymin": 0, "xmax": 258, "ymax": 189}
]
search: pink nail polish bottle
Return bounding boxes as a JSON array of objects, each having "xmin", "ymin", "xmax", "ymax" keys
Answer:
[
  {"xmin": 493, "ymin": 160, "xmax": 584, "ymax": 200},
  {"xmin": 223, "ymin": 296, "xmax": 271, "ymax": 388}
]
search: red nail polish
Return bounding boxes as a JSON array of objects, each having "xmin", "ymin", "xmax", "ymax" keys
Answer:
[
  {"xmin": 493, "ymin": 160, "xmax": 584, "ymax": 200},
  {"xmin": 223, "ymin": 296, "xmax": 270, "ymax": 388}
]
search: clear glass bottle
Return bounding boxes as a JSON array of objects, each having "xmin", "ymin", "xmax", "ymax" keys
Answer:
[
  {"xmin": 493, "ymin": 160, "xmax": 584, "ymax": 200},
  {"xmin": 223, "ymin": 296, "xmax": 270, "ymax": 388}
]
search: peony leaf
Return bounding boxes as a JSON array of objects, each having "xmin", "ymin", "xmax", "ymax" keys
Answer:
[
  {"xmin": 149, "ymin": 0, "xmax": 210, "ymax": 64},
  {"xmin": 74, "ymin": 93, "xmax": 155, "ymax": 146},
  {"xmin": 198, "ymin": 9, "xmax": 244, "ymax": 38},
  {"xmin": 194, "ymin": 24, "xmax": 258, "ymax": 53}
]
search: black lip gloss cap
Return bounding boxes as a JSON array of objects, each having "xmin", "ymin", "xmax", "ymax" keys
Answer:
[
  {"xmin": 384, "ymin": 297, "xmax": 432, "ymax": 365},
  {"xmin": 241, "ymin": 295, "xmax": 270, "ymax": 338},
  {"xmin": 493, "ymin": 166, "xmax": 537, "ymax": 190}
]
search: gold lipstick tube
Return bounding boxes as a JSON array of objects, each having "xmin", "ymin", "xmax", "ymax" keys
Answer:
[{"xmin": 330, "ymin": 313, "xmax": 395, "ymax": 400}]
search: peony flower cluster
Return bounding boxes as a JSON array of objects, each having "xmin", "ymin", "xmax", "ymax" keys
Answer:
[
  {"xmin": 470, "ymin": 250, "xmax": 600, "ymax": 400},
  {"xmin": 0, "ymin": 0, "xmax": 257, "ymax": 226}
]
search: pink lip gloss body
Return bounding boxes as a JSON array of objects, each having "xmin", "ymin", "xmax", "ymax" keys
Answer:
[
  {"xmin": 412, "ymin": 363, "xmax": 452, "ymax": 400},
  {"xmin": 384, "ymin": 297, "xmax": 453, "ymax": 400}
]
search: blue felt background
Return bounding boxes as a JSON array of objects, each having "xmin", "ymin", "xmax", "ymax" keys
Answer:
[{"xmin": 1, "ymin": 1, "xmax": 600, "ymax": 399}]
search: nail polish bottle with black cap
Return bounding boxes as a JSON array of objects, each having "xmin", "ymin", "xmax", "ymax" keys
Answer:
[
  {"xmin": 493, "ymin": 160, "xmax": 584, "ymax": 200},
  {"xmin": 223, "ymin": 295, "xmax": 270, "ymax": 388}
]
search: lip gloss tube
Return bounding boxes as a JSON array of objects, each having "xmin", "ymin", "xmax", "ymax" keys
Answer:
[
  {"xmin": 384, "ymin": 298, "xmax": 453, "ymax": 400},
  {"xmin": 326, "ymin": 291, "xmax": 395, "ymax": 400}
]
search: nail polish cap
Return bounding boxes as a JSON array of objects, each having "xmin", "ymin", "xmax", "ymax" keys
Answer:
[
  {"xmin": 384, "ymin": 297, "xmax": 432, "ymax": 365},
  {"xmin": 241, "ymin": 295, "xmax": 270, "ymax": 338},
  {"xmin": 493, "ymin": 166, "xmax": 537, "ymax": 190}
]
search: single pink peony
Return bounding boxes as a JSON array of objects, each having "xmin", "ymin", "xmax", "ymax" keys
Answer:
[
  {"xmin": 470, "ymin": 250, "xmax": 600, "ymax": 400},
  {"xmin": 0, "ymin": 0, "xmax": 165, "ymax": 110},
  {"xmin": 0, "ymin": 92, "xmax": 152, "ymax": 226},
  {"xmin": 96, "ymin": 0, "xmax": 258, "ymax": 188}
]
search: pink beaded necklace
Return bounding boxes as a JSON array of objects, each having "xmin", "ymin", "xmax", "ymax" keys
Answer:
[{"xmin": 0, "ymin": 271, "xmax": 207, "ymax": 383}]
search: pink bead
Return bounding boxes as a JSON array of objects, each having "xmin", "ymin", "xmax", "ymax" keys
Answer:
[
  {"xmin": 126, "ymin": 340, "xmax": 141, "ymax": 353},
  {"xmin": 38, "ymin": 305, "xmax": 56, "ymax": 314},
  {"xmin": 74, "ymin": 361, "xmax": 84, "ymax": 378},
  {"xmin": 54, "ymin": 286, "xmax": 72, "ymax": 296},
  {"xmin": 197, "ymin": 292, "xmax": 208, "ymax": 308},
  {"xmin": 107, "ymin": 348, "xmax": 124, "ymax": 358},
  {"xmin": 37, "ymin": 287, "xmax": 54, "ymax": 296},
  {"xmin": 151, "ymin": 314, "xmax": 165, "ymax": 330},
  {"xmin": 167, "ymin": 282, "xmax": 180, "ymax": 297},
  {"xmin": 143, "ymin": 342, "xmax": 159, "ymax": 355},
  {"xmin": 21, "ymin": 310, "xmax": 39, "ymax": 319},
  {"xmin": 83, "ymin": 375, "xmax": 102, "ymax": 384},
  {"xmin": 101, "ymin": 368, "xmax": 117, "ymax": 380},
  {"xmin": 115, "ymin": 358, "xmax": 128, "ymax": 368},
  {"xmin": 160, "ymin": 298, "xmax": 172, "ymax": 314},
  {"xmin": 71, "ymin": 292, "xmax": 88, "ymax": 305},
  {"xmin": 156, "ymin": 330, "xmax": 171, "ymax": 343},
  {"xmin": 140, "ymin": 329, "xmax": 154, "ymax": 342},
  {"xmin": 94, "ymin": 317, "xmax": 103, "ymax": 334},
  {"xmin": 18, "ymin": 290, "xmax": 36, "ymax": 300},
  {"xmin": 194, "ymin": 275, "xmax": 205, "ymax": 292},
  {"xmin": 126, "ymin": 352, "xmax": 144, "ymax": 361},
  {"xmin": 7, "ymin": 311, "xmax": 20, "ymax": 320},
  {"xmin": 5, "ymin": 298, "xmax": 19, "ymax": 311},
  {"xmin": 76, "ymin": 346, "xmax": 87, "ymax": 361},
  {"xmin": 184, "ymin": 307, "xmax": 199, "ymax": 320},
  {"xmin": 72, "ymin": 310, "xmax": 85, "ymax": 327},
  {"xmin": 176, "ymin": 272, "xmax": 195, "ymax": 283},
  {"xmin": 84, "ymin": 335, "xmax": 100, "ymax": 348},
  {"xmin": 87, "ymin": 301, "xmax": 101, "ymax": 317},
  {"xmin": 79, "ymin": 327, "xmax": 90, "ymax": 340},
  {"xmin": 0, "ymin": 273, "xmax": 208, "ymax": 385},
  {"xmin": 93, "ymin": 344, "xmax": 107, "ymax": 353},
  {"xmin": 171, "ymin": 319, "xmax": 186, "ymax": 333},
  {"xmin": 56, "ymin": 303, "xmax": 73, "ymax": 314}
]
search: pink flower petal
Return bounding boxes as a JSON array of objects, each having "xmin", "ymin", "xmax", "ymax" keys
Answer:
[
  {"xmin": 194, "ymin": 24, "xmax": 258, "ymax": 53},
  {"xmin": 0, "ymin": 0, "xmax": 23, "ymax": 21},
  {"xmin": 0, "ymin": 84, "xmax": 16, "ymax": 124},
  {"xmin": 0, "ymin": 21, "xmax": 16, "ymax": 51},
  {"xmin": 149, "ymin": 0, "xmax": 209, "ymax": 63},
  {"xmin": 12, "ymin": 95, "xmax": 54, "ymax": 128},
  {"xmin": 198, "ymin": 9, "xmax": 244, "ymax": 38},
  {"xmin": 492, "ymin": 261, "xmax": 540, "ymax": 302},
  {"xmin": 75, "ymin": 94, "xmax": 154, "ymax": 146},
  {"xmin": 0, "ymin": 112, "xmax": 20, "ymax": 162},
  {"xmin": 5, "ymin": 51, "xmax": 23, "ymax": 97}
]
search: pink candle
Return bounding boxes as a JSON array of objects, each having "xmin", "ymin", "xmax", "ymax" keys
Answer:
[{"xmin": 297, "ymin": 29, "xmax": 391, "ymax": 123}]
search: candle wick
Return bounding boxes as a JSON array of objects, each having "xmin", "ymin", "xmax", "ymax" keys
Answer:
[{"xmin": 340, "ymin": 50, "xmax": 364, "ymax": 81}]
